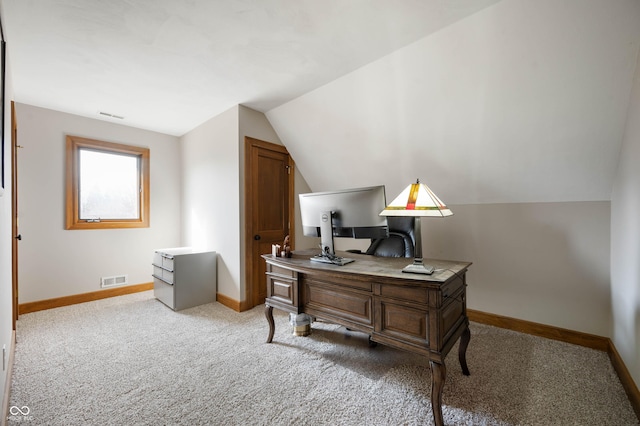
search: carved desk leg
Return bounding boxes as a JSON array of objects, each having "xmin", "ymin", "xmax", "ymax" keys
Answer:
[
  {"xmin": 458, "ymin": 324, "xmax": 471, "ymax": 376},
  {"xmin": 430, "ymin": 360, "xmax": 446, "ymax": 426},
  {"xmin": 265, "ymin": 305, "xmax": 275, "ymax": 343}
]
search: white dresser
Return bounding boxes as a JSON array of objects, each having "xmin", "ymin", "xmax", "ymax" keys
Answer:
[{"xmin": 152, "ymin": 247, "xmax": 217, "ymax": 311}]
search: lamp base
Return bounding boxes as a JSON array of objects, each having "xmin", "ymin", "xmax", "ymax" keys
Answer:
[{"xmin": 402, "ymin": 260, "xmax": 435, "ymax": 275}]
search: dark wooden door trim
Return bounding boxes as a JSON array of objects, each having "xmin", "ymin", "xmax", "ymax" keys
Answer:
[{"xmin": 244, "ymin": 137, "xmax": 294, "ymax": 310}]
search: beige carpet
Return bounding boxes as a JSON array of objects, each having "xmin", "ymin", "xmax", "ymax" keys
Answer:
[{"xmin": 8, "ymin": 291, "xmax": 638, "ymax": 425}]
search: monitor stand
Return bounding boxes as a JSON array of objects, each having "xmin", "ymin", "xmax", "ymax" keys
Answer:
[{"xmin": 310, "ymin": 210, "xmax": 355, "ymax": 266}]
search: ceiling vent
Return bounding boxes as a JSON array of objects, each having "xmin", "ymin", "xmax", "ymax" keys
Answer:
[{"xmin": 98, "ymin": 111, "xmax": 125, "ymax": 120}]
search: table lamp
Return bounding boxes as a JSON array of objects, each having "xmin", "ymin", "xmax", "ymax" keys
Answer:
[{"xmin": 380, "ymin": 179, "xmax": 452, "ymax": 274}]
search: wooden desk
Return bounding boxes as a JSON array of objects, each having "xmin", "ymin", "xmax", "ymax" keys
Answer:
[{"xmin": 263, "ymin": 250, "xmax": 472, "ymax": 426}]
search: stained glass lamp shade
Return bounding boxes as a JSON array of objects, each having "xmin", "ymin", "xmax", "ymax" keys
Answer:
[{"xmin": 380, "ymin": 179, "xmax": 452, "ymax": 274}]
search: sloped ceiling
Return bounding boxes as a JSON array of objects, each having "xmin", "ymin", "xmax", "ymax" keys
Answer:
[
  {"xmin": 3, "ymin": 0, "xmax": 640, "ymax": 205},
  {"xmin": 1, "ymin": 0, "xmax": 501, "ymax": 136},
  {"xmin": 267, "ymin": 0, "xmax": 640, "ymax": 204}
]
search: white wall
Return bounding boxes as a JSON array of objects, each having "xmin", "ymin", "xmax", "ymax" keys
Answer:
[
  {"xmin": 0, "ymin": 34, "xmax": 16, "ymax": 415},
  {"xmin": 266, "ymin": 0, "xmax": 635, "ymax": 338},
  {"xmin": 267, "ymin": 0, "xmax": 640, "ymax": 205},
  {"xmin": 426, "ymin": 202, "xmax": 611, "ymax": 336},
  {"xmin": 294, "ymin": 199, "xmax": 612, "ymax": 337},
  {"xmin": 15, "ymin": 104, "xmax": 181, "ymax": 303},
  {"xmin": 181, "ymin": 105, "xmax": 241, "ymax": 300},
  {"xmin": 181, "ymin": 104, "xmax": 309, "ymax": 303},
  {"xmin": 611, "ymin": 44, "xmax": 640, "ymax": 387}
]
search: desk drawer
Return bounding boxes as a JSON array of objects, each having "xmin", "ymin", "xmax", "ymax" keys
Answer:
[
  {"xmin": 269, "ymin": 264, "xmax": 296, "ymax": 278},
  {"xmin": 302, "ymin": 277, "xmax": 372, "ymax": 326},
  {"xmin": 441, "ymin": 273, "xmax": 465, "ymax": 299},
  {"xmin": 441, "ymin": 286, "xmax": 466, "ymax": 344},
  {"xmin": 375, "ymin": 299, "xmax": 429, "ymax": 347},
  {"xmin": 266, "ymin": 274, "xmax": 297, "ymax": 307},
  {"xmin": 376, "ymin": 284, "xmax": 429, "ymax": 305}
]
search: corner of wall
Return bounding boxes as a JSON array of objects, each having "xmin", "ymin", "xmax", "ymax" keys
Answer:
[{"xmin": 610, "ymin": 30, "xmax": 640, "ymax": 393}]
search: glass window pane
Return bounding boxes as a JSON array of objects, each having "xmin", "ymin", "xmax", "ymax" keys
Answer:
[{"xmin": 79, "ymin": 149, "xmax": 140, "ymax": 220}]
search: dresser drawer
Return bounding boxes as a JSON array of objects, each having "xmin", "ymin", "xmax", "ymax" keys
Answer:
[
  {"xmin": 153, "ymin": 252, "xmax": 175, "ymax": 271},
  {"xmin": 152, "ymin": 265, "xmax": 174, "ymax": 284},
  {"xmin": 162, "ymin": 256, "xmax": 174, "ymax": 271},
  {"xmin": 153, "ymin": 277, "xmax": 174, "ymax": 309}
]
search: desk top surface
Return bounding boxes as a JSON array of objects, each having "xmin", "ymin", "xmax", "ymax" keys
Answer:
[{"xmin": 263, "ymin": 249, "xmax": 471, "ymax": 285}]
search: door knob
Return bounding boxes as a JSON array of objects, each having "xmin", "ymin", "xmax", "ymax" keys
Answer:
[
  {"xmin": 254, "ymin": 235, "xmax": 261, "ymax": 240},
  {"xmin": 15, "ymin": 234, "xmax": 22, "ymax": 240}
]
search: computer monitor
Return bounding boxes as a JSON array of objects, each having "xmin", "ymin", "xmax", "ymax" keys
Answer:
[{"xmin": 299, "ymin": 185, "xmax": 389, "ymax": 265}]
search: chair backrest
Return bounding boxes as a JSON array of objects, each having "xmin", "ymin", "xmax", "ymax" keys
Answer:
[{"xmin": 365, "ymin": 216, "xmax": 415, "ymax": 258}]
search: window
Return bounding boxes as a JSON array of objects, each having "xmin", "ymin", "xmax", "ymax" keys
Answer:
[{"xmin": 65, "ymin": 135, "xmax": 150, "ymax": 229}]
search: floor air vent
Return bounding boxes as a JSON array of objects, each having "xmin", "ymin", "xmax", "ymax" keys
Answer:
[{"xmin": 101, "ymin": 275, "xmax": 128, "ymax": 288}]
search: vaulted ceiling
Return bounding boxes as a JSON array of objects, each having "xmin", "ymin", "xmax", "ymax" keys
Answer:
[
  {"xmin": 267, "ymin": 0, "xmax": 640, "ymax": 204},
  {"xmin": 3, "ymin": 0, "xmax": 640, "ymax": 205},
  {"xmin": 1, "ymin": 0, "xmax": 500, "ymax": 136}
]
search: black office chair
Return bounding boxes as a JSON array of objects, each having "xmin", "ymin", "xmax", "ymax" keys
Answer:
[
  {"xmin": 349, "ymin": 216, "xmax": 416, "ymax": 258},
  {"xmin": 364, "ymin": 216, "xmax": 415, "ymax": 258}
]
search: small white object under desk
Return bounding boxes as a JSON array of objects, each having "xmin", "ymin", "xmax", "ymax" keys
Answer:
[{"xmin": 152, "ymin": 247, "xmax": 217, "ymax": 311}]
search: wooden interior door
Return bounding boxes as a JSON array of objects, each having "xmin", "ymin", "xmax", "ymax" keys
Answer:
[
  {"xmin": 245, "ymin": 137, "xmax": 294, "ymax": 309},
  {"xmin": 11, "ymin": 102, "xmax": 19, "ymax": 329}
]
